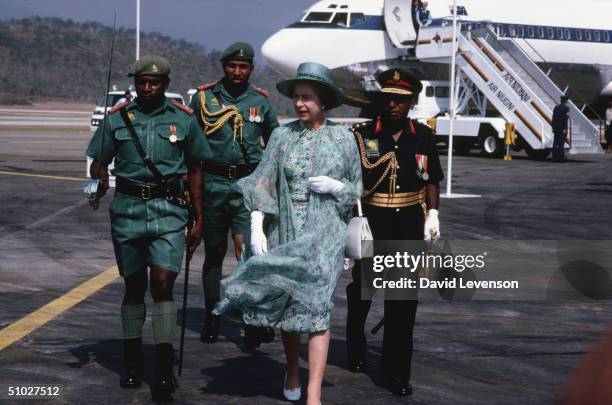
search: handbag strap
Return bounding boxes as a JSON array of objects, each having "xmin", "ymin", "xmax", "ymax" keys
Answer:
[{"xmin": 357, "ymin": 199, "xmax": 363, "ymax": 217}]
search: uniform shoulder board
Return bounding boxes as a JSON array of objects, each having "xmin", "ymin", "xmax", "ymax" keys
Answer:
[
  {"xmin": 197, "ymin": 81, "xmax": 218, "ymax": 92},
  {"xmin": 109, "ymin": 101, "xmax": 129, "ymax": 114},
  {"xmin": 252, "ymin": 84, "xmax": 269, "ymax": 97},
  {"xmin": 172, "ymin": 100, "xmax": 193, "ymax": 116}
]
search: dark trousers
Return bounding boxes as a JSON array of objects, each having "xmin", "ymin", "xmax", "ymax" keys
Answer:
[
  {"xmin": 346, "ymin": 204, "xmax": 424, "ymax": 380},
  {"xmin": 552, "ymin": 130, "xmax": 565, "ymax": 162}
]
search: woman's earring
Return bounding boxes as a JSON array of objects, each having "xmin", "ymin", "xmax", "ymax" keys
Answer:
[{"xmin": 321, "ymin": 105, "xmax": 326, "ymax": 110}]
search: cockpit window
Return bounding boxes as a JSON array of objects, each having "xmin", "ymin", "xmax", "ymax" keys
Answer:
[
  {"xmin": 350, "ymin": 13, "xmax": 366, "ymax": 26},
  {"xmin": 331, "ymin": 12, "xmax": 348, "ymax": 27},
  {"xmin": 303, "ymin": 12, "xmax": 334, "ymax": 22},
  {"xmin": 328, "ymin": 4, "xmax": 337, "ymax": 8},
  {"xmin": 340, "ymin": 5, "xmax": 348, "ymax": 8}
]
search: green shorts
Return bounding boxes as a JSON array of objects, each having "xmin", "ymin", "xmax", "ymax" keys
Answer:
[
  {"xmin": 110, "ymin": 193, "xmax": 188, "ymax": 277},
  {"xmin": 202, "ymin": 173, "xmax": 250, "ymax": 248}
]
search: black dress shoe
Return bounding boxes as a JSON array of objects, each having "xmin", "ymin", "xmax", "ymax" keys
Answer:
[
  {"xmin": 347, "ymin": 357, "xmax": 366, "ymax": 373},
  {"xmin": 383, "ymin": 377, "xmax": 413, "ymax": 396},
  {"xmin": 120, "ymin": 338, "xmax": 142, "ymax": 388},
  {"xmin": 243, "ymin": 325, "xmax": 262, "ymax": 352},
  {"xmin": 200, "ymin": 308, "xmax": 220, "ymax": 343}
]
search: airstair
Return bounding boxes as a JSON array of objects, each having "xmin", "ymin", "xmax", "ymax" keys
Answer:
[{"xmin": 415, "ymin": 24, "xmax": 603, "ymax": 155}]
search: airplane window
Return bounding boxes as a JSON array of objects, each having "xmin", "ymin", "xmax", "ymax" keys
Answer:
[
  {"xmin": 328, "ymin": 4, "xmax": 337, "ymax": 8},
  {"xmin": 340, "ymin": 5, "xmax": 348, "ymax": 8},
  {"xmin": 604, "ymin": 31, "xmax": 610, "ymax": 42},
  {"xmin": 508, "ymin": 25, "xmax": 516, "ymax": 37},
  {"xmin": 565, "ymin": 29, "xmax": 571, "ymax": 39},
  {"xmin": 528, "ymin": 26, "xmax": 535, "ymax": 38},
  {"xmin": 585, "ymin": 30, "xmax": 592, "ymax": 41},
  {"xmin": 537, "ymin": 27, "xmax": 544, "ymax": 38},
  {"xmin": 331, "ymin": 12, "xmax": 348, "ymax": 27},
  {"xmin": 496, "ymin": 24, "xmax": 505, "ymax": 37},
  {"xmin": 303, "ymin": 12, "xmax": 334, "ymax": 22},
  {"xmin": 547, "ymin": 27, "xmax": 554, "ymax": 39},
  {"xmin": 426, "ymin": 87, "xmax": 434, "ymax": 97},
  {"xmin": 576, "ymin": 29, "xmax": 583, "ymax": 40},
  {"xmin": 594, "ymin": 31, "xmax": 601, "ymax": 42},
  {"xmin": 435, "ymin": 87, "xmax": 450, "ymax": 98},
  {"xmin": 350, "ymin": 13, "xmax": 366, "ymax": 26},
  {"xmin": 518, "ymin": 26, "xmax": 525, "ymax": 38},
  {"xmin": 556, "ymin": 28, "xmax": 564, "ymax": 39}
]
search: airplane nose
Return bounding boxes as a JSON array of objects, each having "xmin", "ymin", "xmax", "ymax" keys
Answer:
[{"xmin": 261, "ymin": 29, "xmax": 302, "ymax": 77}]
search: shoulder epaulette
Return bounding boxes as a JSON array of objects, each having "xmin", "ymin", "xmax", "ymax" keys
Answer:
[
  {"xmin": 109, "ymin": 101, "xmax": 129, "ymax": 114},
  {"xmin": 252, "ymin": 85, "xmax": 269, "ymax": 97},
  {"xmin": 197, "ymin": 81, "xmax": 218, "ymax": 92},
  {"xmin": 172, "ymin": 100, "xmax": 193, "ymax": 116}
]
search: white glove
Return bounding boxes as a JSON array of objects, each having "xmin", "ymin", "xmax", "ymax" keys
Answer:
[
  {"xmin": 308, "ymin": 176, "xmax": 344, "ymax": 197},
  {"xmin": 250, "ymin": 211, "xmax": 267, "ymax": 255},
  {"xmin": 424, "ymin": 209, "xmax": 440, "ymax": 241}
]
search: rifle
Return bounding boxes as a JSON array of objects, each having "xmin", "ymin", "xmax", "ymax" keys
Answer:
[{"xmin": 83, "ymin": 13, "xmax": 117, "ymax": 210}]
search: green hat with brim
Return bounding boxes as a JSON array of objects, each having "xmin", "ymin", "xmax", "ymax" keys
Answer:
[
  {"xmin": 220, "ymin": 42, "xmax": 254, "ymax": 63},
  {"xmin": 127, "ymin": 55, "xmax": 170, "ymax": 77},
  {"xmin": 276, "ymin": 62, "xmax": 344, "ymax": 109}
]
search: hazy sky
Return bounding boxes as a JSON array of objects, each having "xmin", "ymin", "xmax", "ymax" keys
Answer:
[{"xmin": 0, "ymin": 0, "xmax": 314, "ymax": 54}]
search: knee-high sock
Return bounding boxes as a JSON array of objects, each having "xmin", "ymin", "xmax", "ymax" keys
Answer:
[
  {"xmin": 203, "ymin": 265, "xmax": 222, "ymax": 307},
  {"xmin": 152, "ymin": 301, "xmax": 177, "ymax": 345},
  {"xmin": 121, "ymin": 304, "xmax": 146, "ymax": 339}
]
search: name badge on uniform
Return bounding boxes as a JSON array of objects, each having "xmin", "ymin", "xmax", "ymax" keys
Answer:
[
  {"xmin": 169, "ymin": 125, "xmax": 177, "ymax": 143},
  {"xmin": 365, "ymin": 139, "xmax": 380, "ymax": 158}
]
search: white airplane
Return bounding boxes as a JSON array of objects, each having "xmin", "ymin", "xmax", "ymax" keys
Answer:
[{"xmin": 262, "ymin": 0, "xmax": 612, "ymax": 110}]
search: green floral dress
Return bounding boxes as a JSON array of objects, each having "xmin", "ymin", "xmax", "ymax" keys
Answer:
[{"xmin": 214, "ymin": 120, "xmax": 362, "ymax": 333}]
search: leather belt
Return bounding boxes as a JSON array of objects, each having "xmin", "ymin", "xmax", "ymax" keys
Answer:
[
  {"xmin": 363, "ymin": 189, "xmax": 425, "ymax": 208},
  {"xmin": 116, "ymin": 176, "xmax": 181, "ymax": 201},
  {"xmin": 203, "ymin": 160, "xmax": 258, "ymax": 180}
]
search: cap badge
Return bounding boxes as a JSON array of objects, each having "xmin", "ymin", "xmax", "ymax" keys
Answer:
[
  {"xmin": 152, "ymin": 64, "xmax": 158, "ymax": 72},
  {"xmin": 393, "ymin": 70, "xmax": 401, "ymax": 82},
  {"xmin": 238, "ymin": 49, "xmax": 244, "ymax": 57}
]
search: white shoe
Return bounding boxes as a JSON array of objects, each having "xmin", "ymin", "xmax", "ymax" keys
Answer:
[{"xmin": 283, "ymin": 372, "xmax": 301, "ymax": 401}]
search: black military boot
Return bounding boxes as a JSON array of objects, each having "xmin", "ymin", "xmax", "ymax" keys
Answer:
[
  {"xmin": 153, "ymin": 343, "xmax": 176, "ymax": 401},
  {"xmin": 200, "ymin": 307, "xmax": 220, "ymax": 343},
  {"xmin": 346, "ymin": 282, "xmax": 370, "ymax": 373},
  {"xmin": 120, "ymin": 337, "xmax": 142, "ymax": 388}
]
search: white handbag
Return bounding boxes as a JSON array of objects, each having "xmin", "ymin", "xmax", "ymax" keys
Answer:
[{"xmin": 345, "ymin": 199, "xmax": 374, "ymax": 259}]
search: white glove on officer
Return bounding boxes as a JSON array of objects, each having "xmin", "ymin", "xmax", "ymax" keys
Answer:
[
  {"xmin": 424, "ymin": 209, "xmax": 440, "ymax": 242},
  {"xmin": 308, "ymin": 176, "xmax": 344, "ymax": 198},
  {"xmin": 250, "ymin": 210, "xmax": 267, "ymax": 255}
]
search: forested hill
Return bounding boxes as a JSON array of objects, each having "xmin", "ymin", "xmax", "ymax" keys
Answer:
[{"xmin": 0, "ymin": 17, "xmax": 314, "ymax": 115}]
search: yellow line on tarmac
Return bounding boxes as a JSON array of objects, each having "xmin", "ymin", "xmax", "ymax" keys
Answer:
[
  {"xmin": 0, "ymin": 266, "xmax": 119, "ymax": 352},
  {"xmin": 0, "ymin": 170, "xmax": 84, "ymax": 182}
]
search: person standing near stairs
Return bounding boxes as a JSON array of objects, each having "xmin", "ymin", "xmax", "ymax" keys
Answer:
[{"xmin": 552, "ymin": 95, "xmax": 570, "ymax": 162}]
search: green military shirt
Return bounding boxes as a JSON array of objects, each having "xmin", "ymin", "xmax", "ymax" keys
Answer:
[
  {"xmin": 86, "ymin": 98, "xmax": 212, "ymax": 183},
  {"xmin": 189, "ymin": 80, "xmax": 278, "ymax": 165}
]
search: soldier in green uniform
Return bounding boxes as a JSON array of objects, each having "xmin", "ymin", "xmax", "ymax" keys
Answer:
[
  {"xmin": 86, "ymin": 55, "xmax": 211, "ymax": 400},
  {"xmin": 189, "ymin": 42, "xmax": 279, "ymax": 347}
]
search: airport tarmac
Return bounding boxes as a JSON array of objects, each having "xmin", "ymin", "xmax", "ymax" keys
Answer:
[{"xmin": 1, "ymin": 125, "xmax": 612, "ymax": 405}]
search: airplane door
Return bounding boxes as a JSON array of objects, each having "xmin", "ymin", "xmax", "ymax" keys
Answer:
[{"xmin": 384, "ymin": 0, "xmax": 418, "ymax": 48}]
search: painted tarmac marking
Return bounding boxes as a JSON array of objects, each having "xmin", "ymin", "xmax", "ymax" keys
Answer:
[
  {"xmin": 0, "ymin": 170, "xmax": 84, "ymax": 182},
  {"xmin": 0, "ymin": 266, "xmax": 119, "ymax": 352}
]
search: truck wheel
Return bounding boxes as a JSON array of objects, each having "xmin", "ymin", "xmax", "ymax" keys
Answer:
[
  {"xmin": 480, "ymin": 134, "xmax": 504, "ymax": 158},
  {"xmin": 525, "ymin": 146, "xmax": 551, "ymax": 160}
]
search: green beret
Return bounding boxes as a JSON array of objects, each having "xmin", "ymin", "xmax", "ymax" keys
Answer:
[
  {"xmin": 220, "ymin": 42, "xmax": 254, "ymax": 63},
  {"xmin": 127, "ymin": 55, "xmax": 170, "ymax": 77}
]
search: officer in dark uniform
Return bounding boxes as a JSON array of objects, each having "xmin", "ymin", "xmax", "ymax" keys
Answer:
[
  {"xmin": 552, "ymin": 95, "xmax": 570, "ymax": 162},
  {"xmin": 189, "ymin": 42, "xmax": 279, "ymax": 348},
  {"xmin": 86, "ymin": 55, "xmax": 211, "ymax": 400},
  {"xmin": 346, "ymin": 68, "xmax": 443, "ymax": 396}
]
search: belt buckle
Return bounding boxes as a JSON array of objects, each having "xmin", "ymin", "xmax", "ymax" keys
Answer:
[
  {"xmin": 141, "ymin": 185, "xmax": 151, "ymax": 200},
  {"xmin": 228, "ymin": 165, "xmax": 237, "ymax": 179}
]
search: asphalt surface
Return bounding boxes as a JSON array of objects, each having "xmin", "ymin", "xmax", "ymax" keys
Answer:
[{"xmin": 1, "ymin": 125, "xmax": 612, "ymax": 405}]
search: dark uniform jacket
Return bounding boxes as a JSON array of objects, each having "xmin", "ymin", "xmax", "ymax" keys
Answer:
[
  {"xmin": 351, "ymin": 119, "xmax": 443, "ymax": 240},
  {"xmin": 552, "ymin": 103, "xmax": 570, "ymax": 133}
]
